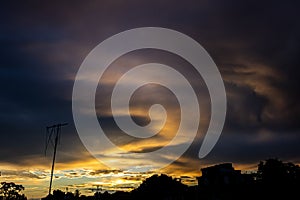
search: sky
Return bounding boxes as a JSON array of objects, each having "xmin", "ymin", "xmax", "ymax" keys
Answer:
[{"xmin": 0, "ymin": 0, "xmax": 300, "ymax": 199}]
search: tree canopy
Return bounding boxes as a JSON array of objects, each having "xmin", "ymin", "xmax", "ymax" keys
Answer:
[{"xmin": 0, "ymin": 182, "xmax": 27, "ymax": 200}]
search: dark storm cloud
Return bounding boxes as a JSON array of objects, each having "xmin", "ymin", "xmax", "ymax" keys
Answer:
[
  {"xmin": 0, "ymin": 0, "xmax": 299, "ymax": 170},
  {"xmin": 203, "ymin": 131, "xmax": 300, "ymax": 165}
]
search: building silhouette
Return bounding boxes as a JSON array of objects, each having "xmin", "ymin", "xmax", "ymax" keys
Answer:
[{"xmin": 196, "ymin": 163, "xmax": 255, "ymax": 200}]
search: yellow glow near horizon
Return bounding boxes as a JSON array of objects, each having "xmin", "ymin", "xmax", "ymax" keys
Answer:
[
  {"xmin": 0, "ymin": 158, "xmax": 197, "ymax": 199},
  {"xmin": 3, "ymin": 156, "xmax": 296, "ymax": 199}
]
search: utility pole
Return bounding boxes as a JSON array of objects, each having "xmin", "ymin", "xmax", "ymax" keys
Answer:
[
  {"xmin": 92, "ymin": 185, "xmax": 101, "ymax": 200},
  {"xmin": 45, "ymin": 123, "xmax": 68, "ymax": 195}
]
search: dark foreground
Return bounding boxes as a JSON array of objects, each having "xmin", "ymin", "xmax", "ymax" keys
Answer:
[{"xmin": 1, "ymin": 158, "xmax": 299, "ymax": 200}]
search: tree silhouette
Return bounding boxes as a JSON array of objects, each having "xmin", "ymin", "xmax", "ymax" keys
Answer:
[
  {"xmin": 0, "ymin": 182, "xmax": 27, "ymax": 200},
  {"xmin": 257, "ymin": 158, "xmax": 300, "ymax": 185},
  {"xmin": 74, "ymin": 189, "xmax": 80, "ymax": 199},
  {"xmin": 256, "ymin": 158, "xmax": 300, "ymax": 199},
  {"xmin": 132, "ymin": 174, "xmax": 187, "ymax": 200}
]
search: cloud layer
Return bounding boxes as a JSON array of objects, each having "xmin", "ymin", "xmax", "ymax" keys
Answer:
[{"xmin": 0, "ymin": 0, "xmax": 299, "ymax": 198}]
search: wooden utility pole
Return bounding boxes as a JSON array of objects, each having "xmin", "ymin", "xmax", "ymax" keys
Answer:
[{"xmin": 45, "ymin": 123, "xmax": 68, "ymax": 195}]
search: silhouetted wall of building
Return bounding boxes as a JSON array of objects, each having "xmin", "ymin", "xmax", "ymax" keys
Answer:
[{"xmin": 197, "ymin": 163, "xmax": 246, "ymax": 187}]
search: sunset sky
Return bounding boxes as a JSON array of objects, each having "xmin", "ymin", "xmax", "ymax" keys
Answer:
[{"xmin": 1, "ymin": 0, "xmax": 300, "ymax": 199}]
